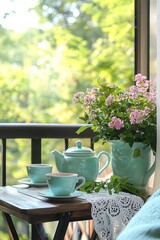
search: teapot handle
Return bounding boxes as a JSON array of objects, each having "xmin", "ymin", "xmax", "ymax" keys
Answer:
[
  {"xmin": 142, "ymin": 159, "xmax": 156, "ymax": 186},
  {"xmin": 98, "ymin": 151, "xmax": 110, "ymax": 175},
  {"xmin": 75, "ymin": 176, "xmax": 86, "ymax": 190}
]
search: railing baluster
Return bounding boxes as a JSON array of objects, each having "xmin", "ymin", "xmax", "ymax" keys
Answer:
[
  {"xmin": 64, "ymin": 138, "xmax": 69, "ymax": 150},
  {"xmin": 31, "ymin": 139, "xmax": 41, "ymax": 164},
  {"xmin": 90, "ymin": 138, "xmax": 94, "ymax": 150},
  {"xmin": 1, "ymin": 139, "xmax": 6, "ymax": 186}
]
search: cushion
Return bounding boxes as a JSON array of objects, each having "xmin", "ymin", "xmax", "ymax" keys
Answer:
[{"xmin": 117, "ymin": 189, "xmax": 160, "ymax": 240}]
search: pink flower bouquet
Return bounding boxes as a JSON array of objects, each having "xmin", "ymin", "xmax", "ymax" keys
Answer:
[{"xmin": 73, "ymin": 74, "xmax": 157, "ymax": 154}]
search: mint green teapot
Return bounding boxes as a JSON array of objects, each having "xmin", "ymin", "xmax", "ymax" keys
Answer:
[{"xmin": 51, "ymin": 140, "xmax": 110, "ymax": 181}]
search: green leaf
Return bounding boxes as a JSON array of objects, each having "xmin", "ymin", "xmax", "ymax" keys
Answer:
[
  {"xmin": 93, "ymin": 135, "xmax": 100, "ymax": 143},
  {"xmin": 76, "ymin": 125, "xmax": 90, "ymax": 135},
  {"xmin": 133, "ymin": 148, "xmax": 141, "ymax": 158},
  {"xmin": 80, "ymin": 175, "xmax": 143, "ymax": 198}
]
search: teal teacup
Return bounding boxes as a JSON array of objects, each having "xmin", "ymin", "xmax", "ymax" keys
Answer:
[
  {"xmin": 26, "ymin": 164, "xmax": 53, "ymax": 183},
  {"xmin": 46, "ymin": 172, "xmax": 85, "ymax": 196}
]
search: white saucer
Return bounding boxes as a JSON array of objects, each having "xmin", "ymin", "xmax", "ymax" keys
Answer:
[
  {"xmin": 13, "ymin": 184, "xmax": 29, "ymax": 189},
  {"xmin": 18, "ymin": 178, "xmax": 48, "ymax": 187},
  {"xmin": 38, "ymin": 189, "xmax": 82, "ymax": 200}
]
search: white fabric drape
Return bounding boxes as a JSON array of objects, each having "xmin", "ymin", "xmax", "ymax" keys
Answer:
[
  {"xmin": 153, "ymin": 0, "xmax": 160, "ymax": 192},
  {"xmin": 80, "ymin": 191, "xmax": 144, "ymax": 240}
]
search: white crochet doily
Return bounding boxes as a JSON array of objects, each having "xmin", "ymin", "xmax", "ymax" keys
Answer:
[{"xmin": 80, "ymin": 191, "xmax": 144, "ymax": 240}]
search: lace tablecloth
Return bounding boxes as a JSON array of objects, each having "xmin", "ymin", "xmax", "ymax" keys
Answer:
[{"xmin": 80, "ymin": 191, "xmax": 144, "ymax": 240}]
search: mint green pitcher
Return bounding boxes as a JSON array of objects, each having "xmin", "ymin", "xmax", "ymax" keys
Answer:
[{"xmin": 111, "ymin": 140, "xmax": 155, "ymax": 187}]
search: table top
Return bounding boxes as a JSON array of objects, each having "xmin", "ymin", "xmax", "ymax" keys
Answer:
[{"xmin": 0, "ymin": 186, "xmax": 92, "ymax": 224}]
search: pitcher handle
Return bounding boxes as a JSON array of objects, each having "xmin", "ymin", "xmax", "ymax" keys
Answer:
[
  {"xmin": 75, "ymin": 176, "xmax": 86, "ymax": 190},
  {"xmin": 98, "ymin": 151, "xmax": 110, "ymax": 175},
  {"xmin": 142, "ymin": 159, "xmax": 156, "ymax": 186}
]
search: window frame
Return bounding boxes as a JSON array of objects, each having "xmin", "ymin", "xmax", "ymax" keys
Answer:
[{"xmin": 135, "ymin": 0, "xmax": 150, "ymax": 78}]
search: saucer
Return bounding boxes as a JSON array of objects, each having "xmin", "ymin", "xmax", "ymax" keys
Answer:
[
  {"xmin": 18, "ymin": 178, "xmax": 48, "ymax": 187},
  {"xmin": 38, "ymin": 189, "xmax": 83, "ymax": 200}
]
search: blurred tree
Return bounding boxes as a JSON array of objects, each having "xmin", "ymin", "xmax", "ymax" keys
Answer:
[
  {"xmin": 32, "ymin": 0, "xmax": 134, "ymax": 120},
  {"xmin": 0, "ymin": 0, "xmax": 134, "ymax": 124}
]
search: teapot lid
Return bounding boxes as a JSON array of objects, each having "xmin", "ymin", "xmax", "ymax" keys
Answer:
[{"xmin": 64, "ymin": 140, "xmax": 94, "ymax": 156}]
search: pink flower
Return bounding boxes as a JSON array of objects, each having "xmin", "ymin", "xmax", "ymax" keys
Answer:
[
  {"xmin": 86, "ymin": 87, "xmax": 99, "ymax": 95},
  {"xmin": 84, "ymin": 95, "xmax": 96, "ymax": 104},
  {"xmin": 84, "ymin": 95, "xmax": 92, "ymax": 104},
  {"xmin": 130, "ymin": 110, "xmax": 148, "ymax": 124},
  {"xmin": 108, "ymin": 117, "xmax": 124, "ymax": 130},
  {"xmin": 135, "ymin": 73, "xmax": 150, "ymax": 91},
  {"xmin": 90, "ymin": 87, "xmax": 99, "ymax": 93},
  {"xmin": 105, "ymin": 94, "xmax": 115, "ymax": 106},
  {"xmin": 128, "ymin": 85, "xmax": 139, "ymax": 99},
  {"xmin": 135, "ymin": 73, "xmax": 147, "ymax": 83},
  {"xmin": 72, "ymin": 92, "xmax": 84, "ymax": 103},
  {"xmin": 82, "ymin": 94, "xmax": 96, "ymax": 109}
]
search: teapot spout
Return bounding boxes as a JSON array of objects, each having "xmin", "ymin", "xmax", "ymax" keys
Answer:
[{"xmin": 51, "ymin": 150, "xmax": 65, "ymax": 172}]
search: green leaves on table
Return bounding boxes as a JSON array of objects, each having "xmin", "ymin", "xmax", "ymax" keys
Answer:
[{"xmin": 80, "ymin": 175, "xmax": 143, "ymax": 197}]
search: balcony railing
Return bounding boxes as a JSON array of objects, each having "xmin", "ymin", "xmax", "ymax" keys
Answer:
[
  {"xmin": 0, "ymin": 123, "xmax": 95, "ymax": 186},
  {"xmin": 0, "ymin": 123, "xmax": 97, "ymax": 239}
]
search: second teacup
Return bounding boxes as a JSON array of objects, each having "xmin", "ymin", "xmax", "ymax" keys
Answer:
[
  {"xmin": 46, "ymin": 172, "xmax": 85, "ymax": 196},
  {"xmin": 26, "ymin": 164, "xmax": 53, "ymax": 183}
]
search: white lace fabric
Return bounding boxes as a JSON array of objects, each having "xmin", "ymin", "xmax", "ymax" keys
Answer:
[{"xmin": 80, "ymin": 191, "xmax": 144, "ymax": 240}]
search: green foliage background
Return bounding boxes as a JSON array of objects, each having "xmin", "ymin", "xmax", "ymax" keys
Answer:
[
  {"xmin": 0, "ymin": 0, "xmax": 134, "ymax": 124},
  {"xmin": 0, "ymin": 0, "xmax": 134, "ymax": 238}
]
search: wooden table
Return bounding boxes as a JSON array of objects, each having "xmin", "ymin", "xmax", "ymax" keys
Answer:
[{"xmin": 0, "ymin": 186, "xmax": 93, "ymax": 240}]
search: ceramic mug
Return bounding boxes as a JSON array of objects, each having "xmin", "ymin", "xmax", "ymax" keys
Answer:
[
  {"xmin": 46, "ymin": 172, "xmax": 85, "ymax": 196},
  {"xmin": 26, "ymin": 164, "xmax": 53, "ymax": 183}
]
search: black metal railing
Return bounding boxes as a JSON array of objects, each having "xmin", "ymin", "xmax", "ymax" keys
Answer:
[{"xmin": 0, "ymin": 123, "xmax": 95, "ymax": 186}]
